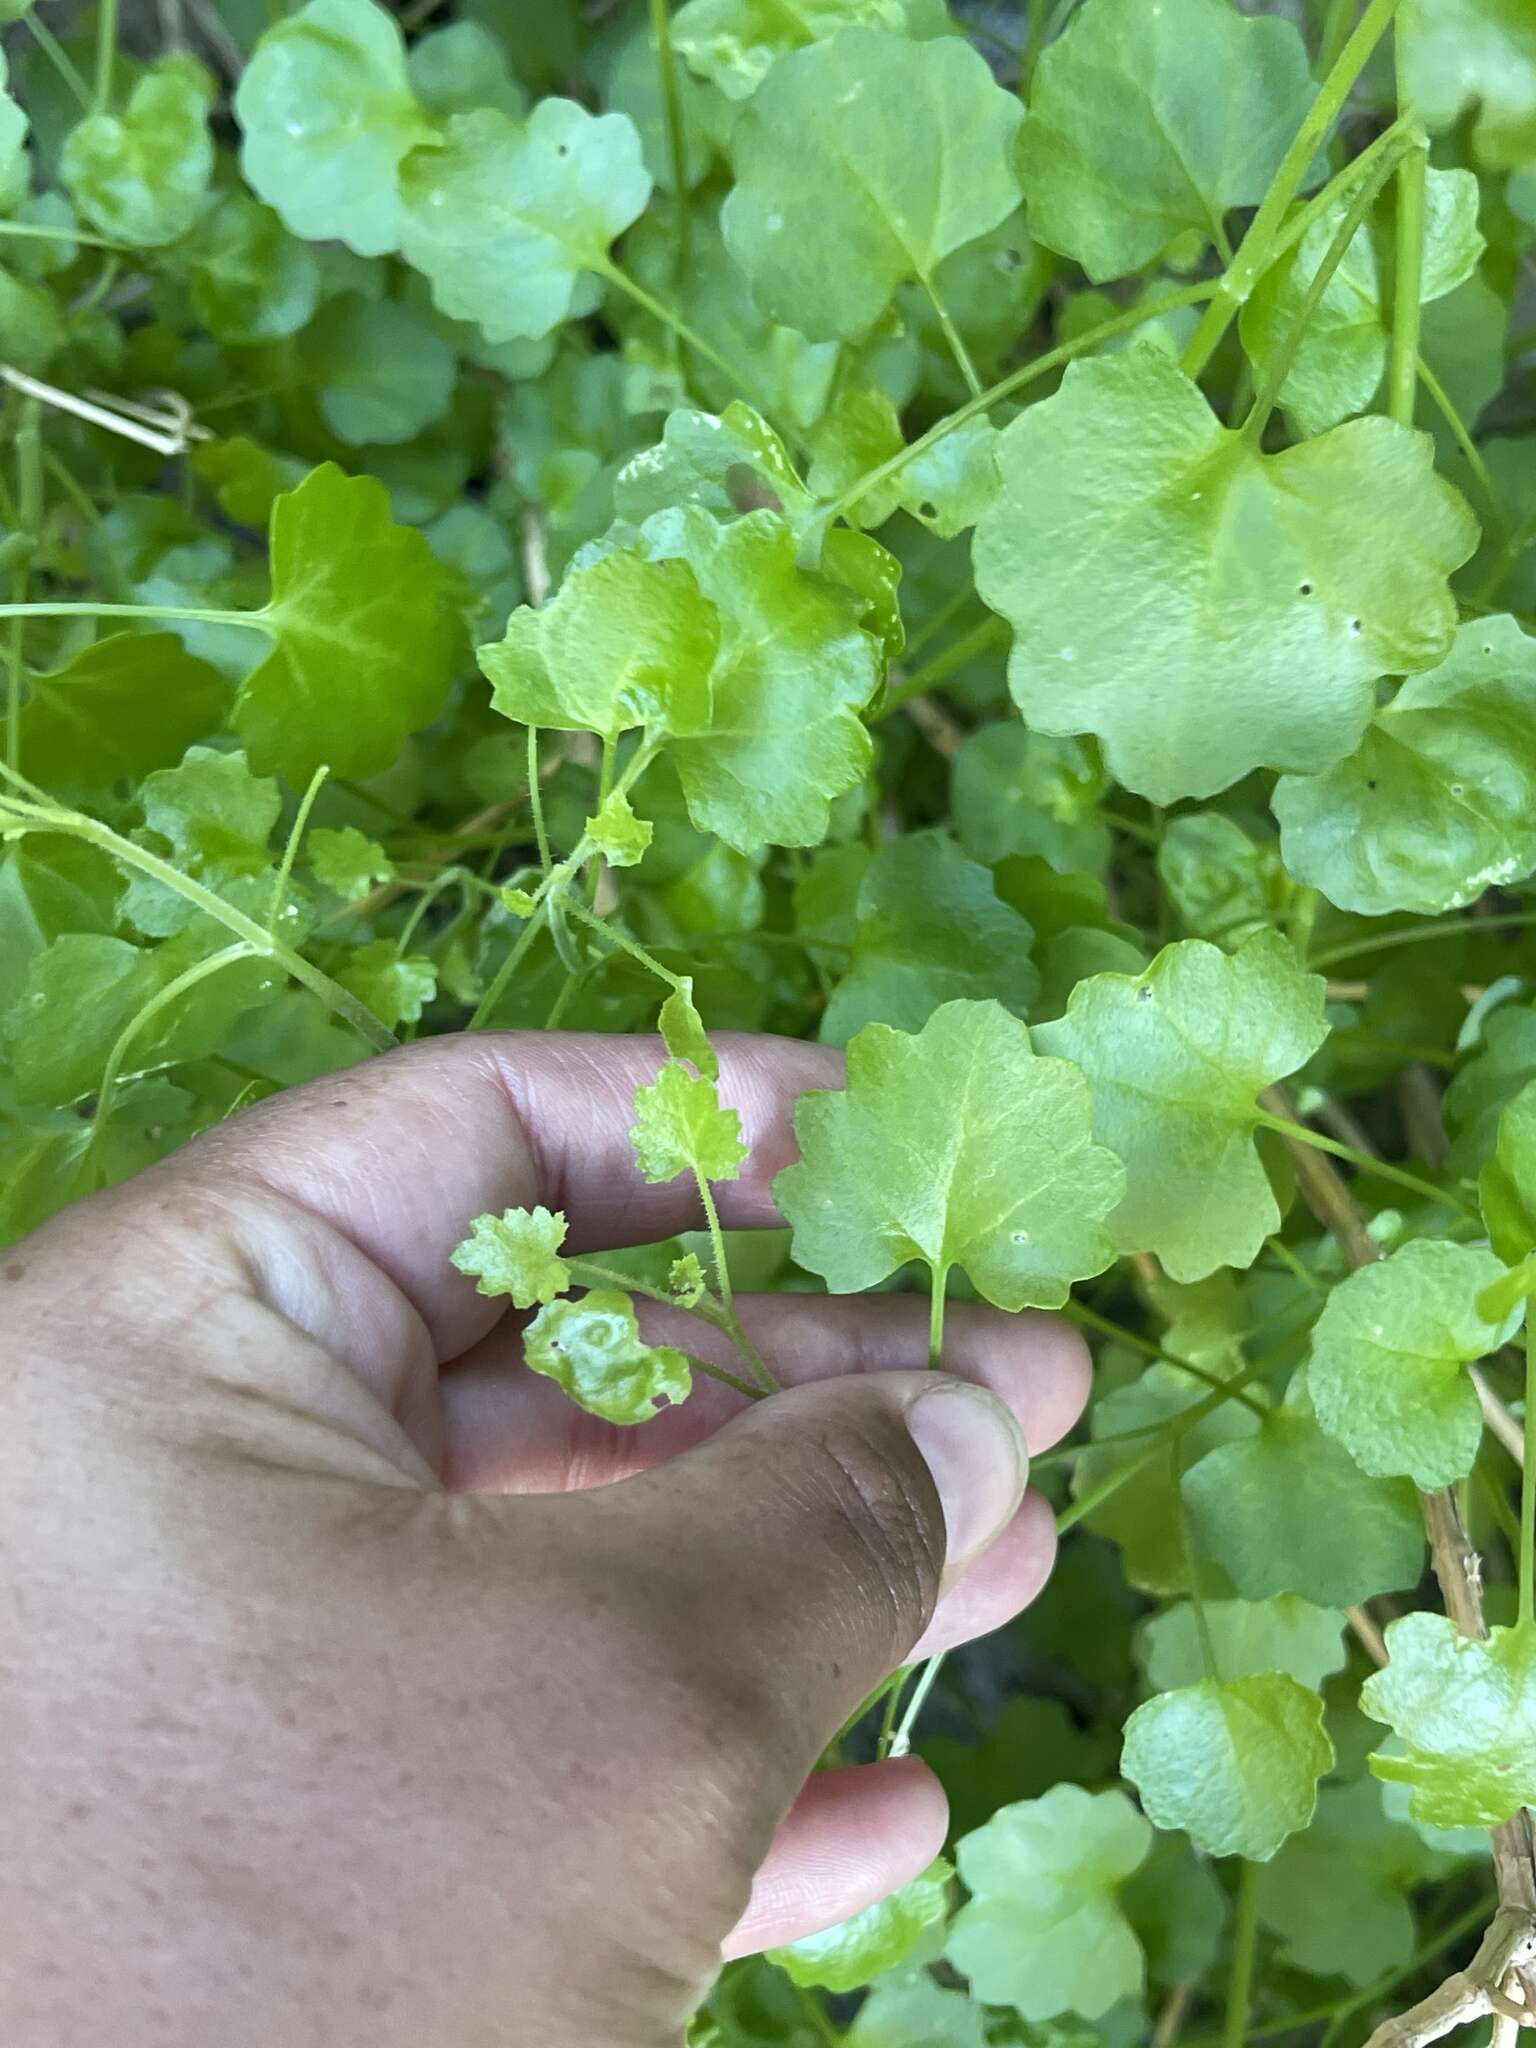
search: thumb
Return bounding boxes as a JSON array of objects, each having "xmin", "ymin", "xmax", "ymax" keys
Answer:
[{"xmin": 611, "ymin": 1370, "xmax": 1029, "ymax": 1779}]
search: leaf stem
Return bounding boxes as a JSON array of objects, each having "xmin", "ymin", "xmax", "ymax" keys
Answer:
[
  {"xmin": 649, "ymin": 0, "xmax": 692, "ymax": 270},
  {"xmin": 919, "ymin": 273, "xmax": 984, "ymax": 399},
  {"xmin": 696, "ymin": 1171, "xmax": 733, "ymax": 1312},
  {"xmin": 527, "ymin": 726, "xmax": 551, "ymax": 875},
  {"xmin": 1181, "ymin": 0, "xmax": 1406, "ymax": 381},
  {"xmin": 887, "ymin": 1651, "xmax": 945, "ymax": 1759},
  {"xmin": 1252, "ymin": 1106, "xmax": 1475, "ymax": 1218},
  {"xmin": 881, "ymin": 616, "xmax": 1009, "ymax": 717},
  {"xmin": 267, "ymin": 764, "xmax": 329, "ymax": 941},
  {"xmin": 0, "ymin": 218, "xmax": 121, "ymax": 253},
  {"xmin": 1064, "ymin": 1299, "xmax": 1268, "ymax": 1412},
  {"xmin": 1387, "ymin": 37, "xmax": 1427, "ymax": 428},
  {"xmin": 90, "ymin": 941, "xmax": 255, "ymax": 1141},
  {"xmin": 561, "ymin": 894, "xmax": 684, "ymax": 993},
  {"xmin": 1521, "ymin": 1312, "xmax": 1535, "ymax": 1629},
  {"xmin": 1417, "ymin": 352, "xmax": 1500, "ymax": 516},
  {"xmin": 823, "ymin": 282, "xmax": 1219, "ymax": 524},
  {"xmin": 6, "ymin": 395, "xmax": 41, "ymax": 777},
  {"xmin": 94, "ymin": 0, "xmax": 120, "ymax": 112},
  {"xmin": 596, "ymin": 259, "xmax": 755, "ymax": 401},
  {"xmin": 1223, "ymin": 1860, "xmax": 1261, "ymax": 2048},
  {"xmin": 0, "ymin": 789, "xmax": 396, "ymax": 1054},
  {"xmin": 1311, "ymin": 909, "xmax": 1536, "ymax": 970},
  {"xmin": 0, "ymin": 599, "xmax": 271, "ymax": 636},
  {"xmin": 24, "ymin": 10, "xmax": 93, "ymax": 109},
  {"xmin": 928, "ymin": 1264, "xmax": 948, "ymax": 1371}
]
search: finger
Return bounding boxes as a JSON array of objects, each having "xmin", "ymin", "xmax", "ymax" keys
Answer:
[
  {"xmin": 122, "ymin": 1030, "xmax": 840, "ymax": 1365},
  {"xmin": 720, "ymin": 1760, "xmax": 948, "ymax": 1960},
  {"xmin": 906, "ymin": 1489, "xmax": 1057, "ymax": 1663},
  {"xmin": 605, "ymin": 1368, "xmax": 1026, "ymax": 1781},
  {"xmin": 439, "ymin": 1295, "xmax": 1091, "ymax": 1492}
]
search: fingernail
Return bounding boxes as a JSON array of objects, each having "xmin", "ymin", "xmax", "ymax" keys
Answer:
[{"xmin": 905, "ymin": 1383, "xmax": 1029, "ymax": 1570}]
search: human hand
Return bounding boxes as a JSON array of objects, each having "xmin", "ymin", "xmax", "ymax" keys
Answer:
[{"xmin": 1, "ymin": 1032, "xmax": 1088, "ymax": 2047}]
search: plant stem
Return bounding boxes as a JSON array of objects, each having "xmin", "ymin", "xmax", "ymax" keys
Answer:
[
  {"xmin": 1417, "ymin": 352, "xmax": 1500, "ymax": 515},
  {"xmin": 90, "ymin": 942, "xmax": 255, "ymax": 1140},
  {"xmin": 649, "ymin": 0, "xmax": 691, "ymax": 270},
  {"xmin": 24, "ymin": 11, "xmax": 93, "ymax": 109},
  {"xmin": 0, "ymin": 600, "xmax": 270, "ymax": 636},
  {"xmin": 267, "ymin": 764, "xmax": 329, "ymax": 941},
  {"xmin": 1387, "ymin": 31, "xmax": 1427, "ymax": 428},
  {"xmin": 1521, "ymin": 1313, "xmax": 1535, "ymax": 1629},
  {"xmin": 920, "ymin": 273, "xmax": 984, "ymax": 399},
  {"xmin": 1065, "ymin": 1299, "xmax": 1268, "ymax": 1411},
  {"xmin": 1243, "ymin": 142, "xmax": 1405, "ymax": 443},
  {"xmin": 697, "ymin": 1172, "xmax": 733, "ymax": 1311},
  {"xmin": 597, "ymin": 260, "xmax": 755, "ymax": 400},
  {"xmin": 1311, "ymin": 909, "xmax": 1536, "ymax": 970},
  {"xmin": 585, "ymin": 732, "xmax": 616, "ymax": 910},
  {"xmin": 1223, "ymin": 1861, "xmax": 1260, "ymax": 2048},
  {"xmin": 1252, "ymin": 1106, "xmax": 1475, "ymax": 1218},
  {"xmin": 929, "ymin": 1264, "xmax": 947, "ymax": 1370},
  {"xmin": 824, "ymin": 281, "xmax": 1218, "ymax": 524},
  {"xmin": 527, "ymin": 726, "xmax": 551, "ymax": 876},
  {"xmin": 561, "ymin": 894, "xmax": 682, "ymax": 993},
  {"xmin": 1181, "ymin": 1489, "xmax": 1222, "ymax": 1681},
  {"xmin": 0, "ymin": 790, "xmax": 396, "ymax": 1053},
  {"xmin": 6, "ymin": 395, "xmax": 41, "ymax": 777},
  {"xmin": 1181, "ymin": 0, "xmax": 1406, "ymax": 381},
  {"xmin": 563, "ymin": 1256, "xmax": 772, "ymax": 1397},
  {"xmin": 887, "ymin": 1651, "xmax": 945, "ymax": 1759},
  {"xmin": 881, "ymin": 616, "xmax": 1009, "ymax": 717},
  {"xmin": 94, "ymin": 0, "xmax": 120, "ymax": 111},
  {"xmin": 0, "ymin": 218, "xmax": 121, "ymax": 252}
]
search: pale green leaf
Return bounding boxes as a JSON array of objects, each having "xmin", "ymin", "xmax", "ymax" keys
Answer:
[
  {"xmin": 450, "ymin": 1204, "xmax": 572, "ymax": 1309},
  {"xmin": 398, "ymin": 102, "xmax": 651, "ymax": 342},
  {"xmin": 308, "ymin": 826, "xmax": 393, "ymax": 901},
  {"xmin": 673, "ymin": 0, "xmax": 917, "ymax": 100},
  {"xmin": 767, "ymin": 1861, "xmax": 951, "ymax": 1993},
  {"xmin": 1480, "ymin": 1075, "xmax": 1536, "ymax": 1264},
  {"xmin": 1156, "ymin": 812, "xmax": 1291, "ymax": 948},
  {"xmin": 1122, "ymin": 1672, "xmax": 1333, "ymax": 1861},
  {"xmin": 845, "ymin": 1972, "xmax": 987, "ymax": 2048},
  {"xmin": 1362, "ymin": 1612, "xmax": 1536, "ymax": 1829},
  {"xmin": 236, "ymin": 0, "xmax": 434, "ymax": 257},
  {"xmin": 659, "ymin": 978, "xmax": 718, "ymax": 1079},
  {"xmin": 952, "ymin": 724, "xmax": 1109, "ymax": 876},
  {"xmin": 947, "ymin": 1785, "xmax": 1151, "ymax": 2022},
  {"xmin": 1306, "ymin": 1239, "xmax": 1513, "ymax": 1491},
  {"xmin": 1273, "ymin": 616, "xmax": 1536, "ymax": 917},
  {"xmin": 1254, "ymin": 1779, "xmax": 1436, "ymax": 1988},
  {"xmin": 337, "ymin": 941, "xmax": 436, "ymax": 1028},
  {"xmin": 1035, "ymin": 932, "xmax": 1328, "ymax": 1282},
  {"xmin": 1398, "ymin": 0, "xmax": 1536, "ymax": 169},
  {"xmin": 721, "ymin": 30, "xmax": 1024, "ymax": 340},
  {"xmin": 186, "ymin": 191, "xmax": 323, "ymax": 346},
  {"xmin": 407, "ymin": 20, "xmax": 527, "ymax": 120},
  {"xmin": 303, "ymin": 292, "xmax": 457, "ymax": 447},
  {"xmin": 1137, "ymin": 1596, "xmax": 1348, "ymax": 1695},
  {"xmin": 0, "ymin": 48, "xmax": 30, "ymax": 214},
  {"xmin": 973, "ymin": 349, "xmax": 1479, "ymax": 804},
  {"xmin": 775, "ymin": 997, "xmax": 1124, "ymax": 1309},
  {"xmin": 523, "ymin": 1288, "xmax": 692, "ymax": 1424},
  {"xmin": 630, "ymin": 1060, "xmax": 748, "ymax": 1184},
  {"xmin": 587, "ymin": 789, "xmax": 653, "ymax": 868},
  {"xmin": 61, "ymin": 55, "xmax": 215, "ymax": 247}
]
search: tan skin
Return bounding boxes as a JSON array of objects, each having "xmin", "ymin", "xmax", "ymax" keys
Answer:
[{"xmin": 1, "ymin": 1031, "xmax": 1088, "ymax": 2047}]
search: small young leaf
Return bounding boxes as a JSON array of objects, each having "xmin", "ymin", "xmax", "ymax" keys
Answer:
[
  {"xmin": 1362, "ymin": 1613, "xmax": 1536, "ymax": 1829},
  {"xmin": 586, "ymin": 790, "xmax": 653, "ymax": 869},
  {"xmin": 450, "ymin": 1204, "xmax": 573, "ymax": 1309},
  {"xmin": 337, "ymin": 942, "xmax": 437, "ymax": 1029},
  {"xmin": 946, "ymin": 1785, "xmax": 1151, "ymax": 2021},
  {"xmin": 659, "ymin": 978, "xmax": 718, "ymax": 1079},
  {"xmin": 668, "ymin": 1251, "xmax": 708, "ymax": 1307},
  {"xmin": 767, "ymin": 1860, "xmax": 951, "ymax": 1993},
  {"xmin": 308, "ymin": 826, "xmax": 393, "ymax": 902},
  {"xmin": 672, "ymin": 0, "xmax": 919, "ymax": 101},
  {"xmin": 523, "ymin": 1288, "xmax": 692, "ymax": 1425},
  {"xmin": 630, "ymin": 1060, "xmax": 748, "ymax": 1184},
  {"xmin": 61, "ymin": 55, "xmax": 216, "ymax": 247},
  {"xmin": 775, "ymin": 997, "xmax": 1124, "ymax": 1310},
  {"xmin": 236, "ymin": 0, "xmax": 434, "ymax": 257},
  {"xmin": 1121, "ymin": 1673, "xmax": 1333, "ymax": 1862},
  {"xmin": 721, "ymin": 30, "xmax": 1024, "ymax": 341},
  {"xmin": 1274, "ymin": 616, "xmax": 1536, "ymax": 916},
  {"xmin": 1306, "ymin": 1239, "xmax": 1514, "ymax": 1492},
  {"xmin": 1036, "ymin": 932, "xmax": 1328, "ymax": 1282},
  {"xmin": 973, "ymin": 349, "xmax": 1479, "ymax": 805}
]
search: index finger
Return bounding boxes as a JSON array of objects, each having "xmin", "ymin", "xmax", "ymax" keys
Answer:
[{"xmin": 165, "ymin": 1030, "xmax": 841, "ymax": 1358}]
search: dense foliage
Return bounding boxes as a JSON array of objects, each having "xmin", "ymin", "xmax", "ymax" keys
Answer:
[{"xmin": 2, "ymin": 0, "xmax": 1536, "ymax": 2040}]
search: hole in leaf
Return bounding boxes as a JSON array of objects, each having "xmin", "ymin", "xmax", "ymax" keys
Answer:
[
  {"xmin": 1298, "ymin": 581, "xmax": 1314, "ymax": 596},
  {"xmin": 1349, "ymin": 619, "xmax": 1362, "ymax": 634},
  {"xmin": 1366, "ymin": 779, "xmax": 1377, "ymax": 790},
  {"xmin": 919, "ymin": 501, "xmax": 937, "ymax": 519},
  {"xmin": 1136, "ymin": 986, "xmax": 1154, "ymax": 1003}
]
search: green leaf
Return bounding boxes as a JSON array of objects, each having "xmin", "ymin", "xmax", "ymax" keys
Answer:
[
  {"xmin": 767, "ymin": 1860, "xmax": 951, "ymax": 1993},
  {"xmin": 1398, "ymin": 0, "xmax": 1536, "ymax": 170},
  {"xmin": 586, "ymin": 789, "xmax": 653, "ymax": 868},
  {"xmin": 1362, "ymin": 1612, "xmax": 1536, "ymax": 1829},
  {"xmin": 952, "ymin": 724, "xmax": 1110, "ymax": 876},
  {"xmin": 650, "ymin": 509, "xmax": 884, "ymax": 852},
  {"xmin": 822, "ymin": 832, "xmax": 1040, "ymax": 1044},
  {"xmin": 845, "ymin": 1972, "xmax": 987, "ymax": 2048},
  {"xmin": 128, "ymin": 745, "xmax": 280, "ymax": 940},
  {"xmin": 1306, "ymin": 1239, "xmax": 1513, "ymax": 1492},
  {"xmin": 398, "ymin": 102, "xmax": 651, "ymax": 342},
  {"xmin": 672, "ymin": 0, "xmax": 922, "ymax": 101},
  {"xmin": 480, "ymin": 549, "xmax": 718, "ymax": 741},
  {"xmin": 1121, "ymin": 1672, "xmax": 1333, "ymax": 1861},
  {"xmin": 523, "ymin": 1288, "xmax": 692, "ymax": 1424},
  {"xmin": 1241, "ymin": 168, "xmax": 1484, "ymax": 438},
  {"xmin": 235, "ymin": 0, "xmax": 435, "ymax": 257},
  {"xmin": 947, "ymin": 1785, "xmax": 1151, "ymax": 2022},
  {"xmin": 337, "ymin": 941, "xmax": 436, "ymax": 1028},
  {"xmin": 308, "ymin": 826, "xmax": 393, "ymax": 901},
  {"xmin": 233, "ymin": 465, "xmax": 461, "ymax": 784},
  {"xmin": 1035, "ymin": 932, "xmax": 1328, "ymax": 1282},
  {"xmin": 185, "ymin": 191, "xmax": 322, "ymax": 346},
  {"xmin": 1182, "ymin": 1403, "xmax": 1426, "ymax": 1609},
  {"xmin": 775, "ymin": 997, "xmax": 1124, "ymax": 1309},
  {"xmin": 1481, "ymin": 1077, "xmax": 1536, "ymax": 1265},
  {"xmin": 721, "ymin": 30, "xmax": 1024, "ymax": 341},
  {"xmin": 303, "ymin": 292, "xmax": 458, "ymax": 447},
  {"xmin": 61, "ymin": 55, "xmax": 215, "ymax": 247},
  {"xmin": 1137, "ymin": 1596, "xmax": 1348, "ymax": 1695},
  {"xmin": 16, "ymin": 634, "xmax": 223, "ymax": 796},
  {"xmin": 630, "ymin": 1060, "xmax": 748, "ymax": 1184},
  {"xmin": 1273, "ymin": 616, "xmax": 1536, "ymax": 917},
  {"xmin": 1156, "ymin": 813, "xmax": 1291, "ymax": 948},
  {"xmin": 450, "ymin": 1203, "xmax": 573, "ymax": 1308},
  {"xmin": 659, "ymin": 978, "xmax": 718, "ymax": 1079},
  {"xmin": 408, "ymin": 19, "xmax": 527, "ymax": 120},
  {"xmin": 0, "ymin": 47, "xmax": 30, "ymax": 213},
  {"xmin": 0, "ymin": 269, "xmax": 63, "ymax": 376},
  {"xmin": 614, "ymin": 402, "xmax": 818, "ymax": 538},
  {"xmin": 1018, "ymin": 0, "xmax": 1316, "ymax": 282},
  {"xmin": 972, "ymin": 349, "xmax": 1479, "ymax": 804}
]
